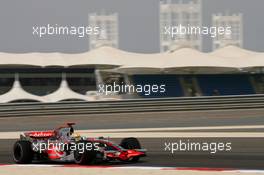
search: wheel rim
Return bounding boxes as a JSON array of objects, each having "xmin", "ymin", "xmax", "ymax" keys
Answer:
[{"xmin": 74, "ymin": 151, "xmax": 83, "ymax": 162}]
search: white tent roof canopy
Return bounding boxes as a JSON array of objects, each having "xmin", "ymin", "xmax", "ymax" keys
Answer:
[
  {"xmin": 43, "ymin": 74, "xmax": 93, "ymax": 102},
  {"xmin": 0, "ymin": 74, "xmax": 45, "ymax": 103},
  {"xmin": 0, "ymin": 74, "xmax": 96, "ymax": 103},
  {"xmin": 0, "ymin": 46, "xmax": 263, "ymax": 73}
]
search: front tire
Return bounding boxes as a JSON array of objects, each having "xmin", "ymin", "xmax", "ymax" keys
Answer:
[
  {"xmin": 120, "ymin": 137, "xmax": 141, "ymax": 162},
  {"xmin": 13, "ymin": 140, "xmax": 33, "ymax": 164},
  {"xmin": 74, "ymin": 141, "xmax": 97, "ymax": 165}
]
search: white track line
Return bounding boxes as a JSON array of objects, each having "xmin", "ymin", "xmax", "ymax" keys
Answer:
[
  {"xmin": 84, "ymin": 125, "xmax": 264, "ymax": 132},
  {"xmin": 1, "ymin": 125, "xmax": 264, "ymax": 139},
  {"xmin": 1, "ymin": 164, "xmax": 264, "ymax": 173},
  {"xmin": 0, "ymin": 132, "xmax": 264, "ymax": 139}
]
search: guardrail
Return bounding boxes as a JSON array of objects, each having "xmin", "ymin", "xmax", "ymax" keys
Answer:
[{"xmin": 0, "ymin": 94, "xmax": 264, "ymax": 117}]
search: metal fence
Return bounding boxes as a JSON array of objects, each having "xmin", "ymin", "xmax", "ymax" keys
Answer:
[{"xmin": 0, "ymin": 94, "xmax": 264, "ymax": 117}]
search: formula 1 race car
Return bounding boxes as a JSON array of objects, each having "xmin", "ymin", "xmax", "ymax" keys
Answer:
[{"xmin": 13, "ymin": 123, "xmax": 146, "ymax": 165}]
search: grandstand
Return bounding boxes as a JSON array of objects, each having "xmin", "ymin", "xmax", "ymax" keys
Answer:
[{"xmin": 0, "ymin": 45, "xmax": 263, "ymax": 102}]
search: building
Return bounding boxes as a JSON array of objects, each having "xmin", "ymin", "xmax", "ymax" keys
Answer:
[
  {"xmin": 88, "ymin": 12, "xmax": 119, "ymax": 50},
  {"xmin": 0, "ymin": 46, "xmax": 263, "ymax": 103},
  {"xmin": 212, "ymin": 13, "xmax": 243, "ymax": 50},
  {"xmin": 160, "ymin": 0, "xmax": 202, "ymax": 52}
]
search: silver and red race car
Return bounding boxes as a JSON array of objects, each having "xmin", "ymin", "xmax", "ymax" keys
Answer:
[{"xmin": 13, "ymin": 123, "xmax": 146, "ymax": 165}]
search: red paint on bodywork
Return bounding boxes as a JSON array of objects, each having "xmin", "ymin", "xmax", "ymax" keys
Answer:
[{"xmin": 26, "ymin": 131, "xmax": 55, "ymax": 138}]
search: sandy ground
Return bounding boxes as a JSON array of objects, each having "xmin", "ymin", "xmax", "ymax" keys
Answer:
[
  {"xmin": 1, "ymin": 132, "xmax": 264, "ymax": 139},
  {"xmin": 1, "ymin": 125, "xmax": 264, "ymax": 139},
  {"xmin": 0, "ymin": 131, "xmax": 264, "ymax": 139},
  {"xmin": 0, "ymin": 166, "xmax": 264, "ymax": 175}
]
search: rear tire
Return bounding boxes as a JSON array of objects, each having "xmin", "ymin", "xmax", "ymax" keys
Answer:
[
  {"xmin": 120, "ymin": 137, "xmax": 141, "ymax": 162},
  {"xmin": 74, "ymin": 141, "xmax": 97, "ymax": 165},
  {"xmin": 13, "ymin": 140, "xmax": 33, "ymax": 164}
]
